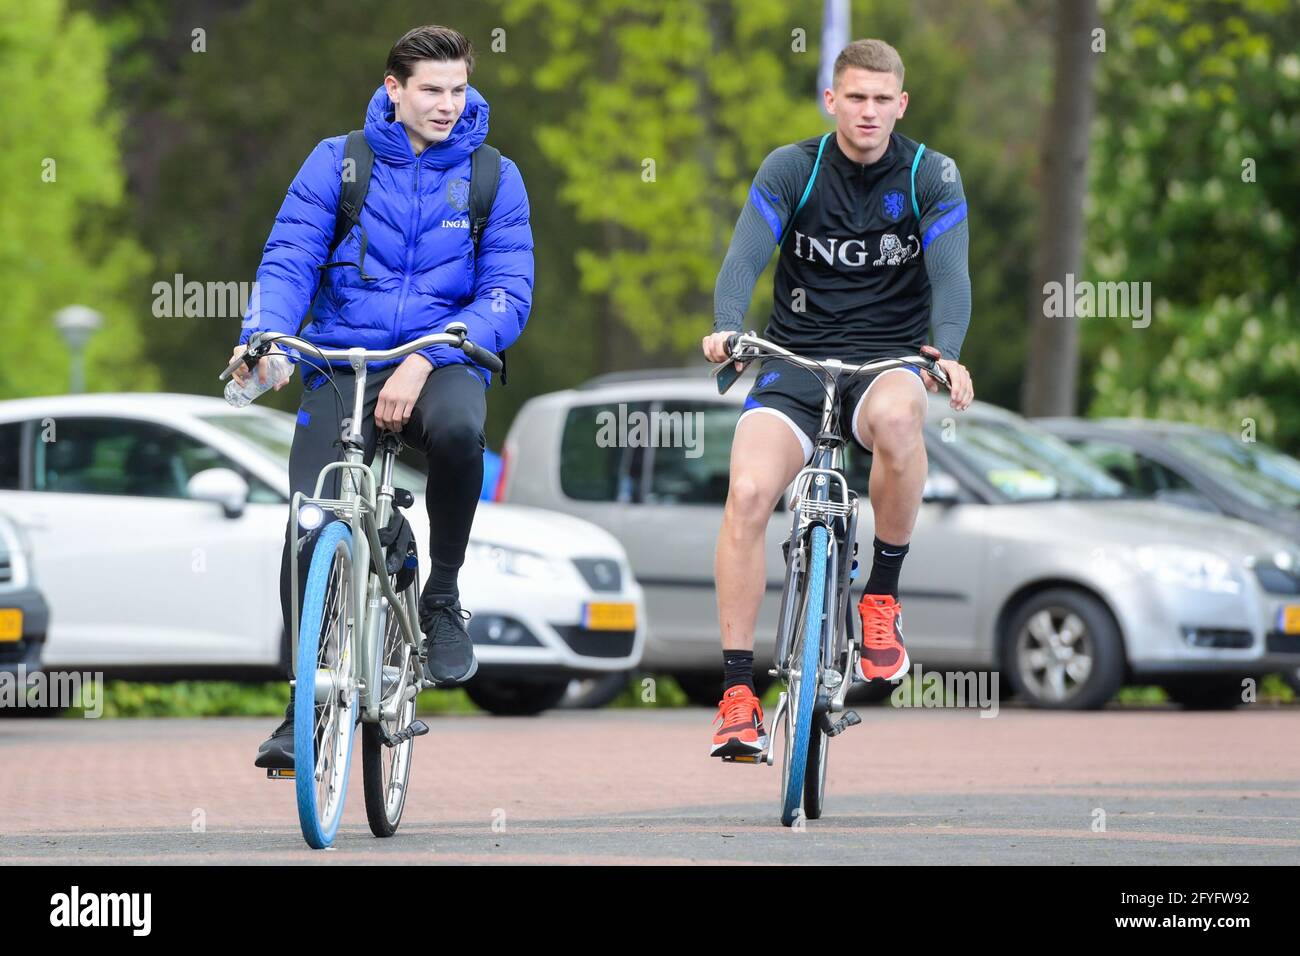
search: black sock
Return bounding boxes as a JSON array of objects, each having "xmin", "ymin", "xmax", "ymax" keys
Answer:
[
  {"xmin": 862, "ymin": 536, "xmax": 909, "ymax": 600},
  {"xmin": 722, "ymin": 649, "xmax": 755, "ymax": 695}
]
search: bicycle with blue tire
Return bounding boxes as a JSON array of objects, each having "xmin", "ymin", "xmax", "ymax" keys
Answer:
[
  {"xmin": 220, "ymin": 324, "xmax": 502, "ymax": 849},
  {"xmin": 712, "ymin": 332, "xmax": 950, "ymax": 827}
]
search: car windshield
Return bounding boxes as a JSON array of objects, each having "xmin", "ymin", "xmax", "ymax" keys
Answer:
[
  {"xmin": 202, "ymin": 412, "xmax": 427, "ymax": 491},
  {"xmin": 947, "ymin": 416, "xmax": 1128, "ymax": 502},
  {"xmin": 1165, "ymin": 431, "xmax": 1300, "ymax": 510}
]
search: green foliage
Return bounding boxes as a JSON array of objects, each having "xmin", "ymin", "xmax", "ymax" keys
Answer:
[
  {"xmin": 70, "ymin": 680, "xmax": 288, "ymax": 718},
  {"xmin": 1086, "ymin": 0, "xmax": 1300, "ymax": 453},
  {"xmin": 0, "ymin": 0, "xmax": 157, "ymax": 399},
  {"xmin": 93, "ymin": 0, "xmax": 605, "ymax": 444},
  {"xmin": 58, "ymin": 680, "xmax": 477, "ymax": 717},
  {"xmin": 509, "ymin": 0, "xmax": 1045, "ymax": 409},
  {"xmin": 508, "ymin": 0, "xmax": 828, "ymax": 355}
]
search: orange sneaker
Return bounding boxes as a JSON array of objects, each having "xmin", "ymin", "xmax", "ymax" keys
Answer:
[
  {"xmin": 856, "ymin": 593, "xmax": 910, "ymax": 682},
  {"xmin": 710, "ymin": 685, "xmax": 769, "ymax": 758}
]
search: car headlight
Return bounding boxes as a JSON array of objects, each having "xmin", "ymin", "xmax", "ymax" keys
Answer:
[
  {"xmin": 467, "ymin": 541, "xmax": 565, "ymax": 581},
  {"xmin": 1135, "ymin": 545, "xmax": 1241, "ymax": 595}
]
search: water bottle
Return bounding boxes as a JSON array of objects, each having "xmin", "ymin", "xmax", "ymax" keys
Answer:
[{"xmin": 224, "ymin": 351, "xmax": 294, "ymax": 407}]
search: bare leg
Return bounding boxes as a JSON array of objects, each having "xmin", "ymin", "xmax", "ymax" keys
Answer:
[
  {"xmin": 855, "ymin": 372, "xmax": 930, "ymax": 545},
  {"xmin": 716, "ymin": 413, "xmax": 807, "ymax": 651}
]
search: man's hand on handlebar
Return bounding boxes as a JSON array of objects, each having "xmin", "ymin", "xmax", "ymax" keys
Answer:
[
  {"xmin": 228, "ymin": 344, "xmax": 289, "ymax": 392},
  {"xmin": 919, "ymin": 345, "xmax": 974, "ymax": 411},
  {"xmin": 702, "ymin": 330, "xmax": 744, "ymax": 371}
]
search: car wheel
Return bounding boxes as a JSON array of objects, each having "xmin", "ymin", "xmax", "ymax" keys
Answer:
[
  {"xmin": 674, "ymin": 671, "xmax": 773, "ymax": 708},
  {"xmin": 1161, "ymin": 676, "xmax": 1251, "ymax": 710},
  {"xmin": 464, "ymin": 679, "xmax": 569, "ymax": 716},
  {"xmin": 561, "ymin": 672, "xmax": 633, "ymax": 709},
  {"xmin": 1000, "ymin": 588, "xmax": 1125, "ymax": 710}
]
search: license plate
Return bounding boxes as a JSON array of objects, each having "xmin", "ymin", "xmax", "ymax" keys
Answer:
[
  {"xmin": 0, "ymin": 609, "xmax": 21, "ymax": 642},
  {"xmin": 1280, "ymin": 605, "xmax": 1300, "ymax": 635},
  {"xmin": 583, "ymin": 602, "xmax": 636, "ymax": 631}
]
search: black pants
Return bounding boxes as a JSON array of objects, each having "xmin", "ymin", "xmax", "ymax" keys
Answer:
[{"xmin": 278, "ymin": 362, "xmax": 487, "ymax": 677}]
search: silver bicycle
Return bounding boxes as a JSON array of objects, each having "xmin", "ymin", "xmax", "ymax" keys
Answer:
[
  {"xmin": 219, "ymin": 323, "xmax": 502, "ymax": 848},
  {"xmin": 713, "ymin": 331, "xmax": 950, "ymax": 826}
]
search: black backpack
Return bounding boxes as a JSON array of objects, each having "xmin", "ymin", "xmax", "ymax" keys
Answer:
[{"xmin": 316, "ymin": 129, "xmax": 508, "ymax": 383}]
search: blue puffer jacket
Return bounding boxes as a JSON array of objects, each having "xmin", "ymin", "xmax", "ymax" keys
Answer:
[{"xmin": 239, "ymin": 84, "xmax": 533, "ymax": 383}]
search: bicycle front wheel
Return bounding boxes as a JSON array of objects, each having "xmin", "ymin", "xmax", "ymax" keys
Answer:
[
  {"xmin": 362, "ymin": 579, "xmax": 418, "ymax": 837},
  {"xmin": 294, "ymin": 520, "xmax": 358, "ymax": 849},
  {"xmin": 781, "ymin": 523, "xmax": 828, "ymax": 827}
]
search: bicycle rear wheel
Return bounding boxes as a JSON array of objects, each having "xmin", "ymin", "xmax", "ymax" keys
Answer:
[
  {"xmin": 294, "ymin": 520, "xmax": 358, "ymax": 849},
  {"xmin": 362, "ymin": 579, "xmax": 418, "ymax": 837},
  {"xmin": 780, "ymin": 524, "xmax": 828, "ymax": 827}
]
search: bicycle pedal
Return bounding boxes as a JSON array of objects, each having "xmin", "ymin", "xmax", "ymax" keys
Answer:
[
  {"xmin": 721, "ymin": 754, "xmax": 766, "ymax": 765},
  {"xmin": 265, "ymin": 768, "xmax": 296, "ymax": 780},
  {"xmin": 378, "ymin": 718, "xmax": 430, "ymax": 748},
  {"xmin": 819, "ymin": 710, "xmax": 862, "ymax": 737}
]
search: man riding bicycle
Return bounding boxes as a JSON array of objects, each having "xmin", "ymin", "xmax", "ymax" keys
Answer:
[
  {"xmin": 229, "ymin": 25, "xmax": 534, "ymax": 769},
  {"xmin": 702, "ymin": 39, "xmax": 974, "ymax": 758}
]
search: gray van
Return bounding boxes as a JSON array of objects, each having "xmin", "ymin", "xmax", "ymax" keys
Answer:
[{"xmin": 499, "ymin": 369, "xmax": 1300, "ymax": 710}]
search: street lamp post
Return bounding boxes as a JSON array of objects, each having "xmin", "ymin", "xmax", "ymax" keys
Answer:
[{"xmin": 53, "ymin": 305, "xmax": 103, "ymax": 394}]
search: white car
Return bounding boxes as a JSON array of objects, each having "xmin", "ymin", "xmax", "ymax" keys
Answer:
[{"xmin": 0, "ymin": 394, "xmax": 645, "ymax": 715}]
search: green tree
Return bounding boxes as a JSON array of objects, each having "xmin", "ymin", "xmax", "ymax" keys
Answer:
[
  {"xmin": 509, "ymin": 0, "xmax": 1047, "ymax": 407},
  {"xmin": 0, "ymin": 0, "xmax": 156, "ymax": 399},
  {"xmin": 97, "ymin": 0, "xmax": 602, "ymax": 445},
  {"xmin": 1085, "ymin": 0, "xmax": 1300, "ymax": 452}
]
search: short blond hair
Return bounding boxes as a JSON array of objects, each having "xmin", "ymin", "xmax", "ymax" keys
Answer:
[{"xmin": 833, "ymin": 39, "xmax": 905, "ymax": 87}]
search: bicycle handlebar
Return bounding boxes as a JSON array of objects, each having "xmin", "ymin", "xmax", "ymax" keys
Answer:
[
  {"xmin": 713, "ymin": 331, "xmax": 950, "ymax": 395},
  {"xmin": 218, "ymin": 322, "xmax": 503, "ymax": 382}
]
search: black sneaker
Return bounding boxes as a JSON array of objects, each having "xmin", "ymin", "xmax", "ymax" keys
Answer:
[
  {"xmin": 420, "ymin": 599, "xmax": 479, "ymax": 687},
  {"xmin": 254, "ymin": 700, "xmax": 295, "ymax": 769}
]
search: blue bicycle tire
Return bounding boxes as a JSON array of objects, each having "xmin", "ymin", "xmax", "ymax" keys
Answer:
[{"xmin": 294, "ymin": 520, "xmax": 358, "ymax": 849}]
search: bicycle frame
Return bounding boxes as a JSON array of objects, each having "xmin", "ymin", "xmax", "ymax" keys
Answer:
[
  {"xmin": 220, "ymin": 327, "xmax": 498, "ymax": 728},
  {"xmin": 716, "ymin": 332, "xmax": 950, "ymax": 770},
  {"xmin": 287, "ymin": 347, "xmax": 425, "ymax": 725}
]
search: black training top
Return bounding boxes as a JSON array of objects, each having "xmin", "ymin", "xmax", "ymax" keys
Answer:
[{"xmin": 714, "ymin": 130, "xmax": 970, "ymax": 363}]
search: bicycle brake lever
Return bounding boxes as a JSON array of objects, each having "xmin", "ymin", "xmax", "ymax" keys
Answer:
[
  {"xmin": 219, "ymin": 334, "xmax": 273, "ymax": 382},
  {"xmin": 713, "ymin": 359, "xmax": 748, "ymax": 395}
]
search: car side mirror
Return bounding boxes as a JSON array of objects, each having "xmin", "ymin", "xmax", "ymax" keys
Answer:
[
  {"xmin": 922, "ymin": 472, "xmax": 962, "ymax": 505},
  {"xmin": 188, "ymin": 468, "xmax": 250, "ymax": 519}
]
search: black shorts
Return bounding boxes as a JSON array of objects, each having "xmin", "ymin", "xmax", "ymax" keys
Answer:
[{"xmin": 739, "ymin": 357, "xmax": 927, "ymax": 461}]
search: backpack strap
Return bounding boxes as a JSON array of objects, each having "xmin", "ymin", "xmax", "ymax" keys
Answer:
[
  {"xmin": 782, "ymin": 132, "xmax": 831, "ymax": 247},
  {"xmin": 469, "ymin": 144, "xmax": 507, "ymax": 383},
  {"xmin": 469, "ymin": 144, "xmax": 501, "ymax": 250},
  {"xmin": 318, "ymin": 130, "xmax": 376, "ymax": 280},
  {"xmin": 909, "ymin": 142, "xmax": 927, "ymax": 220}
]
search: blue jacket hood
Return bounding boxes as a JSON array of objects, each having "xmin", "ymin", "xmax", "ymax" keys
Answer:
[{"xmin": 363, "ymin": 83, "xmax": 489, "ymax": 168}]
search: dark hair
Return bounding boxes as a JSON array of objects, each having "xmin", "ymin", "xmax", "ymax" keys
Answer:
[{"xmin": 385, "ymin": 25, "xmax": 474, "ymax": 84}]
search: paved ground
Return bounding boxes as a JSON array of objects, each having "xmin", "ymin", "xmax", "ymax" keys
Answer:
[{"xmin": 2, "ymin": 707, "xmax": 1298, "ymax": 864}]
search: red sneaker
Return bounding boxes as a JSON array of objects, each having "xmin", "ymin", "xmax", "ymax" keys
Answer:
[
  {"xmin": 856, "ymin": 593, "xmax": 910, "ymax": 682},
  {"xmin": 710, "ymin": 685, "xmax": 769, "ymax": 758}
]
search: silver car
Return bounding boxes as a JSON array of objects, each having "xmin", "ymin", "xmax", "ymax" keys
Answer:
[{"xmin": 499, "ymin": 369, "xmax": 1300, "ymax": 710}]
